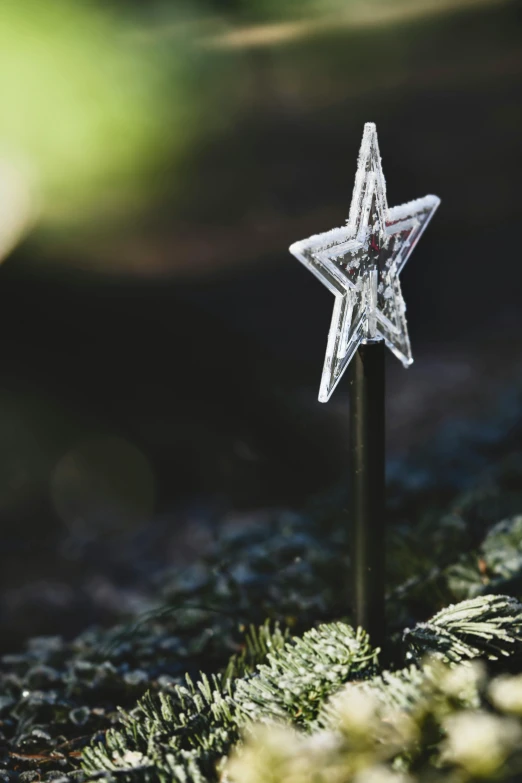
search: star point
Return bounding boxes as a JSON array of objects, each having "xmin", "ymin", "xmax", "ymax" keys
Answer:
[{"xmin": 290, "ymin": 123, "xmax": 440, "ymax": 402}]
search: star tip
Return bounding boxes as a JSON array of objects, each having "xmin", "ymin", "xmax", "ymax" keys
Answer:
[
  {"xmin": 318, "ymin": 389, "xmax": 330, "ymax": 403},
  {"xmin": 424, "ymin": 193, "xmax": 441, "ymax": 205}
]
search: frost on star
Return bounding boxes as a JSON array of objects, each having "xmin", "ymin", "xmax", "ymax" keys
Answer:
[{"xmin": 289, "ymin": 122, "xmax": 440, "ymax": 403}]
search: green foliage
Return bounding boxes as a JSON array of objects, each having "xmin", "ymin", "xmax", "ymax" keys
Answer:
[
  {"xmin": 84, "ymin": 673, "xmax": 238, "ymax": 782},
  {"xmin": 3, "ymin": 502, "xmax": 522, "ymax": 783},
  {"xmin": 2, "ymin": 411, "xmax": 522, "ymax": 783},
  {"xmin": 234, "ymin": 623, "xmax": 378, "ymax": 726},
  {"xmin": 82, "ymin": 622, "xmax": 377, "ymax": 780},
  {"xmin": 82, "ymin": 621, "xmax": 289, "ymax": 783},
  {"xmin": 227, "ymin": 660, "xmax": 522, "ymax": 783},
  {"xmin": 222, "ymin": 620, "xmax": 290, "ymax": 681},
  {"xmin": 82, "ymin": 596, "xmax": 522, "ymax": 783},
  {"xmin": 226, "ymin": 600, "xmax": 522, "ymax": 783},
  {"xmin": 482, "ymin": 516, "xmax": 522, "ymax": 581},
  {"xmin": 404, "ymin": 595, "xmax": 522, "ymax": 664}
]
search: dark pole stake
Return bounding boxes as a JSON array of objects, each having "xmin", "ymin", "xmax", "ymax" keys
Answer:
[{"xmin": 349, "ymin": 341, "xmax": 386, "ymax": 652}]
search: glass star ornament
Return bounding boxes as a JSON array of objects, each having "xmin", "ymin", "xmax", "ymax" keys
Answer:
[{"xmin": 290, "ymin": 122, "xmax": 440, "ymax": 402}]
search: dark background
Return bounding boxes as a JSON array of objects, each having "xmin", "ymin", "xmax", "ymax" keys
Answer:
[{"xmin": 0, "ymin": 0, "xmax": 521, "ymax": 649}]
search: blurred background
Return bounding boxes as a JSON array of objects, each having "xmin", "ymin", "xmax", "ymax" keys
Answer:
[{"xmin": 0, "ymin": 0, "xmax": 521, "ymax": 649}]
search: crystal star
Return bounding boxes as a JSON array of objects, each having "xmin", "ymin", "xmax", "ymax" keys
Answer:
[{"xmin": 290, "ymin": 122, "xmax": 440, "ymax": 402}]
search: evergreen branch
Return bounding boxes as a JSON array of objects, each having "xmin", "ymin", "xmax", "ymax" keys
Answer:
[
  {"xmin": 221, "ymin": 620, "xmax": 290, "ymax": 682},
  {"xmin": 235, "ymin": 623, "xmax": 378, "ymax": 726},
  {"xmin": 226, "ymin": 662, "xmax": 522, "ymax": 783},
  {"xmin": 403, "ymin": 595, "xmax": 522, "ymax": 663},
  {"xmin": 83, "ymin": 622, "xmax": 377, "ymax": 781}
]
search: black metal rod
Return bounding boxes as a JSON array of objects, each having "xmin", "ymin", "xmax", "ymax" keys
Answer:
[{"xmin": 349, "ymin": 341, "xmax": 386, "ymax": 652}]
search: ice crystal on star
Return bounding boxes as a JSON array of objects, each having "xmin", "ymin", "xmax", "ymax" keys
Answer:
[{"xmin": 290, "ymin": 123, "xmax": 440, "ymax": 402}]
